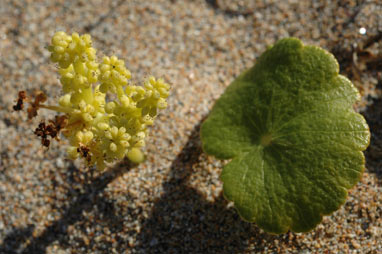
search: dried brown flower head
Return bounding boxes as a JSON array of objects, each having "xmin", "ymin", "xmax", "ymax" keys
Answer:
[{"xmin": 13, "ymin": 91, "xmax": 27, "ymax": 111}]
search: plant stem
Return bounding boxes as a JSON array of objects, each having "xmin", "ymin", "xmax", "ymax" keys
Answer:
[{"xmin": 39, "ymin": 104, "xmax": 73, "ymax": 114}]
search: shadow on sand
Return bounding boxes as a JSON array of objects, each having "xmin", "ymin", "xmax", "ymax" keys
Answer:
[
  {"xmin": 362, "ymin": 95, "xmax": 382, "ymax": 180},
  {"xmin": 0, "ymin": 119, "xmax": 293, "ymax": 253},
  {"xmin": 132, "ymin": 122, "xmax": 290, "ymax": 254}
]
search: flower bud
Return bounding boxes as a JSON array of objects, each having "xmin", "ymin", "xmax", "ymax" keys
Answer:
[{"xmin": 109, "ymin": 142, "xmax": 117, "ymax": 152}]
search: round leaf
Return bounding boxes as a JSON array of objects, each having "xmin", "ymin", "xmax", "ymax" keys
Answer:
[{"xmin": 201, "ymin": 38, "xmax": 370, "ymax": 234}]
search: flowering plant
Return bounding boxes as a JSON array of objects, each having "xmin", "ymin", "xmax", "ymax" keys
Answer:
[{"xmin": 15, "ymin": 32, "xmax": 170, "ymax": 170}]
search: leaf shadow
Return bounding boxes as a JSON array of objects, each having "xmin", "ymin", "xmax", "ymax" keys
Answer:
[
  {"xmin": 0, "ymin": 119, "xmax": 302, "ymax": 253},
  {"xmin": 362, "ymin": 95, "xmax": 382, "ymax": 181},
  {"xmin": 133, "ymin": 120, "xmax": 290, "ymax": 254}
]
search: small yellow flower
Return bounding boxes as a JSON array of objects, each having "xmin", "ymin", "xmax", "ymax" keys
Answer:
[{"xmin": 43, "ymin": 31, "xmax": 170, "ymax": 169}]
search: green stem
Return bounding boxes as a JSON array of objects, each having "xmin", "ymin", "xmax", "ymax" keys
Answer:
[{"xmin": 39, "ymin": 104, "xmax": 73, "ymax": 114}]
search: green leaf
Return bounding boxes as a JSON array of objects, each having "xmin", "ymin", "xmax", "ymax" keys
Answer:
[{"xmin": 201, "ymin": 38, "xmax": 370, "ymax": 234}]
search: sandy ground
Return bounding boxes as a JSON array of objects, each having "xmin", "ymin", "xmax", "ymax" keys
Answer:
[{"xmin": 0, "ymin": 0, "xmax": 381, "ymax": 253}]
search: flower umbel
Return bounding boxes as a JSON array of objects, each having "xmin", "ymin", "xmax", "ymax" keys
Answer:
[{"xmin": 16, "ymin": 31, "xmax": 170, "ymax": 170}]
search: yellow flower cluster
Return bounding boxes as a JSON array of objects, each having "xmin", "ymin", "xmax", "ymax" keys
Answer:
[{"xmin": 47, "ymin": 31, "xmax": 170, "ymax": 169}]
